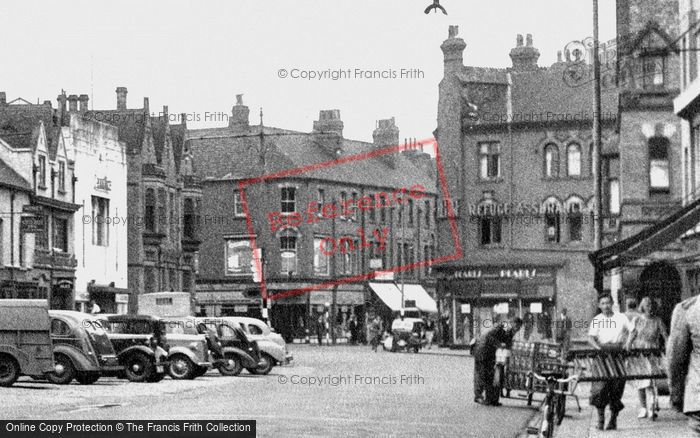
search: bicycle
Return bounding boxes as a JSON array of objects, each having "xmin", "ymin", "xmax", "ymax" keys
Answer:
[{"xmin": 525, "ymin": 371, "xmax": 579, "ymax": 438}]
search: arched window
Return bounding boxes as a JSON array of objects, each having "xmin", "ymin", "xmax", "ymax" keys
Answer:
[
  {"xmin": 543, "ymin": 197, "xmax": 561, "ymax": 243},
  {"xmin": 567, "ymin": 143, "xmax": 581, "ymax": 176},
  {"xmin": 145, "ymin": 188, "xmax": 156, "ymax": 232},
  {"xmin": 565, "ymin": 197, "xmax": 585, "ymax": 242},
  {"xmin": 477, "ymin": 199, "xmax": 502, "ymax": 245},
  {"xmin": 280, "ymin": 229, "xmax": 298, "ymax": 275},
  {"xmin": 649, "ymin": 136, "xmax": 670, "ymax": 194},
  {"xmin": 544, "ymin": 144, "xmax": 559, "ymax": 178}
]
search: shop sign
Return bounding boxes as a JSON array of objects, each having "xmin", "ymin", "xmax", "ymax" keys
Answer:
[
  {"xmin": 115, "ymin": 294, "xmax": 129, "ymax": 304},
  {"xmin": 374, "ymin": 271, "xmax": 394, "ymax": 280},
  {"xmin": 21, "ymin": 216, "xmax": 44, "ymax": 233},
  {"xmin": 450, "ymin": 270, "xmax": 482, "ymax": 279},
  {"xmin": 234, "ymin": 305, "xmax": 248, "ymax": 313},
  {"xmin": 499, "ymin": 269, "xmax": 537, "ymax": 279},
  {"xmin": 76, "ymin": 291, "xmax": 90, "ymax": 302},
  {"xmin": 494, "ymin": 302, "xmax": 509, "ymax": 314},
  {"xmin": 369, "ymin": 258, "xmax": 383, "ymax": 269},
  {"xmin": 460, "ymin": 304, "xmax": 471, "ymax": 314},
  {"xmin": 530, "ymin": 302, "xmax": 542, "ymax": 313}
]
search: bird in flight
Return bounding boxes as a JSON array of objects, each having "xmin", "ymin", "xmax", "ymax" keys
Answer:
[{"xmin": 424, "ymin": 0, "xmax": 447, "ymax": 15}]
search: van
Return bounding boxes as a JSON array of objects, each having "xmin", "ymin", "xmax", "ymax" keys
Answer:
[{"xmin": 0, "ymin": 300, "xmax": 55, "ymax": 386}]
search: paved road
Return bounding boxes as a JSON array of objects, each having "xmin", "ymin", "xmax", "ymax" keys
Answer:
[{"xmin": 1, "ymin": 345, "xmax": 536, "ymax": 437}]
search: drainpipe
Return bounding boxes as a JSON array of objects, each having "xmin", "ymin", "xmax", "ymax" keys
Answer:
[{"xmin": 10, "ymin": 192, "xmax": 15, "ymax": 297}]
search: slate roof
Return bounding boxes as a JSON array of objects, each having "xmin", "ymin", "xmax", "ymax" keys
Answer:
[
  {"xmin": 187, "ymin": 125, "xmax": 437, "ymax": 193},
  {"xmin": 0, "ymin": 101, "xmax": 61, "ymax": 156},
  {"xmin": 0, "ymin": 157, "xmax": 32, "ymax": 191}
]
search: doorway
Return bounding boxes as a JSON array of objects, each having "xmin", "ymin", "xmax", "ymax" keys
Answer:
[{"xmin": 638, "ymin": 261, "xmax": 682, "ymax": 329}]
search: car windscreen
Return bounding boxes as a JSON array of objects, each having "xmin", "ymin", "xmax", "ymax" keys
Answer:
[{"xmin": 162, "ymin": 320, "xmax": 198, "ymax": 335}]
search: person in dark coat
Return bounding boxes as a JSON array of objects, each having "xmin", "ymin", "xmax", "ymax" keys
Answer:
[
  {"xmin": 473, "ymin": 317, "xmax": 523, "ymax": 406},
  {"xmin": 348, "ymin": 314, "xmax": 359, "ymax": 345}
]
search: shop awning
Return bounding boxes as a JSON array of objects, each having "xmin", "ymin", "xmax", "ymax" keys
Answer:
[
  {"xmin": 400, "ymin": 284, "xmax": 438, "ymax": 314},
  {"xmin": 368, "ymin": 282, "xmax": 403, "ymax": 311},
  {"xmin": 589, "ymin": 196, "xmax": 700, "ymax": 271}
]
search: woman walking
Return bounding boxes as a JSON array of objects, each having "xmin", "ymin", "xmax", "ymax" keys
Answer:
[{"xmin": 624, "ymin": 297, "xmax": 669, "ymax": 420}]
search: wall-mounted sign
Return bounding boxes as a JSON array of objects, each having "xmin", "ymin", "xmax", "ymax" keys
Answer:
[
  {"xmin": 451, "ymin": 270, "xmax": 482, "ymax": 279},
  {"xmin": 21, "ymin": 216, "xmax": 44, "ymax": 234},
  {"xmin": 448, "ymin": 267, "xmax": 548, "ymax": 280},
  {"xmin": 369, "ymin": 258, "xmax": 383, "ymax": 269},
  {"xmin": 95, "ymin": 177, "xmax": 112, "ymax": 192},
  {"xmin": 234, "ymin": 305, "xmax": 248, "ymax": 313},
  {"xmin": 494, "ymin": 302, "xmax": 509, "ymax": 314},
  {"xmin": 500, "ymin": 269, "xmax": 537, "ymax": 279},
  {"xmin": 530, "ymin": 302, "xmax": 542, "ymax": 313},
  {"xmin": 460, "ymin": 304, "xmax": 471, "ymax": 314},
  {"xmin": 22, "ymin": 204, "xmax": 43, "ymax": 214},
  {"xmin": 115, "ymin": 294, "xmax": 129, "ymax": 304}
]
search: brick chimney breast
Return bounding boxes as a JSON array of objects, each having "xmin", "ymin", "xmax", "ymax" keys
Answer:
[
  {"xmin": 229, "ymin": 94, "xmax": 250, "ymax": 131},
  {"xmin": 116, "ymin": 87, "xmax": 128, "ymax": 110},
  {"xmin": 78, "ymin": 94, "xmax": 89, "ymax": 112},
  {"xmin": 313, "ymin": 110, "xmax": 343, "ymax": 137},
  {"xmin": 510, "ymin": 34, "xmax": 540, "ymax": 71},
  {"xmin": 0, "ymin": 92, "xmax": 6, "ymax": 106},
  {"xmin": 68, "ymin": 94, "xmax": 79, "ymax": 112}
]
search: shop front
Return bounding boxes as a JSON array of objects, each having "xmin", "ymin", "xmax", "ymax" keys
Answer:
[{"xmin": 438, "ymin": 266, "xmax": 557, "ymax": 346}]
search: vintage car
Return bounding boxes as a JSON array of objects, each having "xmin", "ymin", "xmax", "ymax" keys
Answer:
[
  {"xmin": 228, "ymin": 317, "xmax": 293, "ymax": 369},
  {"xmin": 160, "ymin": 317, "xmax": 212, "ymax": 380},
  {"xmin": 195, "ymin": 317, "xmax": 262, "ymax": 376},
  {"xmin": 97, "ymin": 314, "xmax": 169, "ymax": 382},
  {"xmin": 383, "ymin": 317, "xmax": 426, "ymax": 353},
  {"xmin": 0, "ymin": 300, "xmax": 55, "ymax": 386},
  {"xmin": 46, "ymin": 310, "xmax": 121, "ymax": 385}
]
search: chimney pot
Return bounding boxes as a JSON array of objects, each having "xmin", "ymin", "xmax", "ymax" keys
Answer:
[
  {"xmin": 526, "ymin": 34, "xmax": 533, "ymax": 47},
  {"xmin": 229, "ymin": 95, "xmax": 250, "ymax": 131},
  {"xmin": 557, "ymin": 51, "xmax": 562, "ymax": 62},
  {"xmin": 162, "ymin": 105, "xmax": 168, "ymax": 120},
  {"xmin": 143, "ymin": 97, "xmax": 149, "ymax": 112},
  {"xmin": 313, "ymin": 110, "xmax": 343, "ymax": 136},
  {"xmin": 116, "ymin": 87, "xmax": 128, "ymax": 110},
  {"xmin": 0, "ymin": 92, "xmax": 6, "ymax": 106},
  {"xmin": 517, "ymin": 34, "xmax": 524, "ymax": 47},
  {"xmin": 236, "ymin": 94, "xmax": 244, "ymax": 105}
]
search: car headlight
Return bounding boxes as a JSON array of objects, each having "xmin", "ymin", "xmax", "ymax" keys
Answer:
[{"xmin": 188, "ymin": 342, "xmax": 201, "ymax": 352}]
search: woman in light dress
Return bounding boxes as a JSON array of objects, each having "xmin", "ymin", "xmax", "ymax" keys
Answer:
[{"xmin": 624, "ymin": 297, "xmax": 668, "ymax": 420}]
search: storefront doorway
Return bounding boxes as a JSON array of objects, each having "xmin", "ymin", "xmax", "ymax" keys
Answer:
[{"xmin": 638, "ymin": 261, "xmax": 681, "ymax": 329}]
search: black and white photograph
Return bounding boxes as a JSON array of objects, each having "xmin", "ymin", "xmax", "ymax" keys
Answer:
[{"xmin": 1, "ymin": 0, "xmax": 700, "ymax": 437}]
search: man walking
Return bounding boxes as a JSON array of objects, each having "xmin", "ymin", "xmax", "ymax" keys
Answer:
[
  {"xmin": 588, "ymin": 294, "xmax": 632, "ymax": 430},
  {"xmin": 667, "ymin": 295, "xmax": 700, "ymax": 436},
  {"xmin": 316, "ymin": 313, "xmax": 326, "ymax": 346},
  {"xmin": 472, "ymin": 317, "xmax": 523, "ymax": 406},
  {"xmin": 555, "ymin": 307, "xmax": 572, "ymax": 358}
]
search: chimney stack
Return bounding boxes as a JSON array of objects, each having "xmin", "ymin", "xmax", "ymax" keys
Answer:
[
  {"xmin": 181, "ymin": 113, "xmax": 187, "ymax": 128},
  {"xmin": 116, "ymin": 87, "xmax": 128, "ymax": 110},
  {"xmin": 440, "ymin": 25, "xmax": 467, "ymax": 75},
  {"xmin": 229, "ymin": 94, "xmax": 250, "ymax": 131},
  {"xmin": 0, "ymin": 92, "xmax": 6, "ymax": 106},
  {"xmin": 68, "ymin": 94, "xmax": 79, "ymax": 112},
  {"xmin": 78, "ymin": 94, "xmax": 89, "ymax": 112},
  {"xmin": 313, "ymin": 110, "xmax": 344, "ymax": 137},
  {"xmin": 373, "ymin": 117, "xmax": 400, "ymax": 168},
  {"xmin": 143, "ymin": 97, "xmax": 149, "ymax": 112},
  {"xmin": 509, "ymin": 33, "xmax": 540, "ymax": 71}
]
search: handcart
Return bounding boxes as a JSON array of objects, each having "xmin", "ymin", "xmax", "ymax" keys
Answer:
[
  {"xmin": 566, "ymin": 347, "xmax": 667, "ymax": 421},
  {"xmin": 496, "ymin": 341, "xmax": 582, "ymax": 413}
]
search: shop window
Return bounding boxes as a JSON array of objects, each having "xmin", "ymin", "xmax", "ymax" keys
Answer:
[
  {"xmin": 280, "ymin": 229, "xmax": 297, "ymax": 275},
  {"xmin": 313, "ymin": 237, "xmax": 329, "ymax": 276},
  {"xmin": 225, "ymin": 238, "xmax": 253, "ymax": 276},
  {"xmin": 92, "ymin": 196, "xmax": 109, "ymax": 246},
  {"xmin": 53, "ymin": 217, "xmax": 68, "ymax": 252},
  {"xmin": 35, "ymin": 212, "xmax": 48, "ymax": 249},
  {"xmin": 567, "ymin": 143, "xmax": 581, "ymax": 177},
  {"xmin": 649, "ymin": 136, "xmax": 670, "ymax": 194},
  {"xmin": 281, "ymin": 187, "xmax": 296, "ymax": 213},
  {"xmin": 479, "ymin": 142, "xmax": 500, "ymax": 179},
  {"xmin": 544, "ymin": 144, "xmax": 559, "ymax": 178},
  {"xmin": 145, "ymin": 189, "xmax": 156, "ymax": 232}
]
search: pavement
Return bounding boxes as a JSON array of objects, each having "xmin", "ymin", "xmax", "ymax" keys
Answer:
[{"xmin": 518, "ymin": 381, "xmax": 693, "ymax": 438}]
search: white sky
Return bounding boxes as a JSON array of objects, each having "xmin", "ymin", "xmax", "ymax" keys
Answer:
[{"xmin": 0, "ymin": 0, "xmax": 616, "ymax": 143}]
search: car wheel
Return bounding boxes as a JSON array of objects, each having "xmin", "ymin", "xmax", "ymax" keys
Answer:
[
  {"xmin": 47, "ymin": 354, "xmax": 76, "ymax": 385},
  {"xmin": 0, "ymin": 355, "xmax": 20, "ymax": 387},
  {"xmin": 217, "ymin": 353, "xmax": 243, "ymax": 376},
  {"xmin": 168, "ymin": 354, "xmax": 196, "ymax": 380},
  {"xmin": 75, "ymin": 372, "xmax": 100, "ymax": 385},
  {"xmin": 123, "ymin": 353, "xmax": 155, "ymax": 382},
  {"xmin": 250, "ymin": 353, "xmax": 274, "ymax": 375}
]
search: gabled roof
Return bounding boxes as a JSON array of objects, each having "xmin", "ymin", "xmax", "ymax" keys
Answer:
[{"xmin": 0, "ymin": 101, "xmax": 58, "ymax": 152}]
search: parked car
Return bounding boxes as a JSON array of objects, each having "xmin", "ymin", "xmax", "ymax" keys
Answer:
[
  {"xmin": 46, "ymin": 310, "xmax": 121, "ymax": 385},
  {"xmin": 383, "ymin": 317, "xmax": 426, "ymax": 353},
  {"xmin": 97, "ymin": 314, "xmax": 169, "ymax": 382},
  {"xmin": 195, "ymin": 318, "xmax": 262, "ymax": 376},
  {"xmin": 0, "ymin": 300, "xmax": 55, "ymax": 386},
  {"xmin": 228, "ymin": 317, "xmax": 293, "ymax": 369},
  {"xmin": 160, "ymin": 317, "xmax": 212, "ymax": 379}
]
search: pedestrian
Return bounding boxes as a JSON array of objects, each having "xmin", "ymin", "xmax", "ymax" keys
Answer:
[
  {"xmin": 523, "ymin": 312, "xmax": 534, "ymax": 341},
  {"xmin": 625, "ymin": 297, "xmax": 668, "ymax": 419},
  {"xmin": 625, "ymin": 297, "xmax": 641, "ymax": 322},
  {"xmin": 348, "ymin": 314, "xmax": 359, "ymax": 345},
  {"xmin": 472, "ymin": 317, "xmax": 523, "ymax": 406},
  {"xmin": 539, "ymin": 310, "xmax": 552, "ymax": 340},
  {"xmin": 368, "ymin": 315, "xmax": 383, "ymax": 352},
  {"xmin": 89, "ymin": 299, "xmax": 101, "ymax": 314},
  {"xmin": 316, "ymin": 313, "xmax": 326, "ymax": 346},
  {"xmin": 554, "ymin": 307, "xmax": 573, "ymax": 359},
  {"xmin": 667, "ymin": 295, "xmax": 700, "ymax": 436},
  {"xmin": 424, "ymin": 318, "xmax": 436, "ymax": 349},
  {"xmin": 588, "ymin": 293, "xmax": 632, "ymax": 431}
]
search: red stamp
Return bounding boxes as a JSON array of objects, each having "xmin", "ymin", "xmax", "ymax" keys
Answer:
[{"xmin": 238, "ymin": 137, "xmax": 462, "ymax": 301}]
